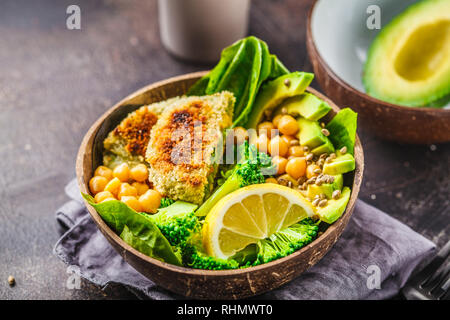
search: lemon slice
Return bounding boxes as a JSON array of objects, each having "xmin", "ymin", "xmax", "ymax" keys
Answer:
[{"xmin": 202, "ymin": 184, "xmax": 315, "ymax": 259}]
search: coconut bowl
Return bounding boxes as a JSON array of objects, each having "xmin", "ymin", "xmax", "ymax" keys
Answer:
[
  {"xmin": 307, "ymin": 0, "xmax": 450, "ymax": 144},
  {"xmin": 76, "ymin": 71, "xmax": 364, "ymax": 299}
]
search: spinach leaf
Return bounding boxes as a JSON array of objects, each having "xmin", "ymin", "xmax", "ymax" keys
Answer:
[
  {"xmin": 187, "ymin": 36, "xmax": 289, "ymax": 127},
  {"xmin": 119, "ymin": 225, "xmax": 181, "ymax": 266},
  {"xmin": 82, "ymin": 194, "xmax": 182, "ymax": 266},
  {"xmin": 326, "ymin": 108, "xmax": 358, "ymax": 155},
  {"xmin": 269, "ymin": 54, "xmax": 289, "ymax": 79}
]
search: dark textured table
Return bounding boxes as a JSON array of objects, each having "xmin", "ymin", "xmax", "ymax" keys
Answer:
[{"xmin": 0, "ymin": 0, "xmax": 448, "ymax": 300}]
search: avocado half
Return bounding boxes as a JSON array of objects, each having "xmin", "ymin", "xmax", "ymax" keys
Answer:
[{"xmin": 363, "ymin": 0, "xmax": 450, "ymax": 107}]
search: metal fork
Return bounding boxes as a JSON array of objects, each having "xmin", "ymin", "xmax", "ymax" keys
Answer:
[{"xmin": 401, "ymin": 240, "xmax": 450, "ymax": 300}]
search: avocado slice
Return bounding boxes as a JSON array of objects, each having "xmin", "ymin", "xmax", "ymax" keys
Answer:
[
  {"xmin": 274, "ymin": 93, "xmax": 331, "ymax": 121},
  {"xmin": 311, "ymin": 138, "xmax": 335, "ymax": 156},
  {"xmin": 316, "ymin": 187, "xmax": 351, "ymax": 224},
  {"xmin": 307, "ymin": 174, "xmax": 343, "ymax": 199},
  {"xmin": 246, "ymin": 72, "xmax": 314, "ymax": 129},
  {"xmin": 297, "ymin": 117, "xmax": 328, "ymax": 148},
  {"xmin": 322, "ymin": 152, "xmax": 355, "ymax": 175},
  {"xmin": 363, "ymin": 0, "xmax": 450, "ymax": 107}
]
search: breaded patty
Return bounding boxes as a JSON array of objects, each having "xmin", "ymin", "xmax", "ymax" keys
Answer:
[
  {"xmin": 103, "ymin": 103, "xmax": 165, "ymax": 168},
  {"xmin": 145, "ymin": 92, "xmax": 235, "ymax": 205}
]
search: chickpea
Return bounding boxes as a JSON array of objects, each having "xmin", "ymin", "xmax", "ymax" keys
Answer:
[
  {"xmin": 100, "ymin": 197, "xmax": 116, "ymax": 203},
  {"xmin": 94, "ymin": 166, "xmax": 113, "ymax": 181},
  {"xmin": 278, "ymin": 115, "xmax": 299, "ymax": 136},
  {"xmin": 268, "ymin": 135, "xmax": 289, "ymax": 157},
  {"xmin": 285, "ymin": 157, "xmax": 307, "ymax": 179},
  {"xmin": 104, "ymin": 177, "xmax": 122, "ymax": 196},
  {"xmin": 94, "ymin": 191, "xmax": 115, "ymax": 203},
  {"xmin": 89, "ymin": 176, "xmax": 108, "ymax": 195},
  {"xmin": 139, "ymin": 189, "xmax": 162, "ymax": 213},
  {"xmin": 130, "ymin": 164, "xmax": 149, "ymax": 182},
  {"xmin": 306, "ymin": 164, "xmax": 321, "ymax": 179},
  {"xmin": 271, "ymin": 155, "xmax": 288, "ymax": 175},
  {"xmin": 288, "ymin": 146, "xmax": 304, "ymax": 157},
  {"xmin": 121, "ymin": 196, "xmax": 142, "ymax": 212},
  {"xmin": 258, "ymin": 121, "xmax": 276, "ymax": 138},
  {"xmin": 132, "ymin": 182, "xmax": 150, "ymax": 196},
  {"xmin": 280, "ymin": 135, "xmax": 295, "ymax": 145},
  {"xmin": 272, "ymin": 114, "xmax": 283, "ymax": 128},
  {"xmin": 113, "ymin": 163, "xmax": 130, "ymax": 182},
  {"xmin": 118, "ymin": 182, "xmax": 138, "ymax": 200},
  {"xmin": 265, "ymin": 177, "xmax": 278, "ymax": 184},
  {"xmin": 233, "ymin": 127, "xmax": 248, "ymax": 145},
  {"xmin": 255, "ymin": 134, "xmax": 269, "ymax": 154}
]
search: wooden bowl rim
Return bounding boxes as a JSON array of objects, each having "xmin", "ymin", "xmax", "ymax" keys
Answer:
[
  {"xmin": 307, "ymin": 0, "xmax": 450, "ymax": 116},
  {"xmin": 76, "ymin": 71, "xmax": 364, "ymax": 277}
]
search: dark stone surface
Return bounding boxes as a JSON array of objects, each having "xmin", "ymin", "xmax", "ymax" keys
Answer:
[{"xmin": 0, "ymin": 0, "xmax": 448, "ymax": 299}]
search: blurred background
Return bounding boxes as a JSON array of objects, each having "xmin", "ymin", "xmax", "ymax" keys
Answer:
[{"xmin": 0, "ymin": 0, "xmax": 448, "ymax": 299}]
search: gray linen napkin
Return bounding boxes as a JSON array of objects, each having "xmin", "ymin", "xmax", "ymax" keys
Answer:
[{"xmin": 54, "ymin": 179, "xmax": 436, "ymax": 300}]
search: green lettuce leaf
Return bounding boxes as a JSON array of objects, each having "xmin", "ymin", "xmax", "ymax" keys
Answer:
[
  {"xmin": 326, "ymin": 108, "xmax": 358, "ymax": 155},
  {"xmin": 187, "ymin": 36, "xmax": 289, "ymax": 127},
  {"xmin": 82, "ymin": 194, "xmax": 182, "ymax": 266}
]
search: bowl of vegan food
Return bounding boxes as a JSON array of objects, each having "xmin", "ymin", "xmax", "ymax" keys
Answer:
[
  {"xmin": 77, "ymin": 36, "xmax": 364, "ymax": 299},
  {"xmin": 307, "ymin": 0, "xmax": 450, "ymax": 144}
]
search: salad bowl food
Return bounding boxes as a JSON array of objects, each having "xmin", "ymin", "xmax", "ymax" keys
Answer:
[
  {"xmin": 307, "ymin": 0, "xmax": 450, "ymax": 144},
  {"xmin": 77, "ymin": 38, "xmax": 363, "ymax": 299}
]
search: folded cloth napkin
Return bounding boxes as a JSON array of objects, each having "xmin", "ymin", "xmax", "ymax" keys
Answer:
[{"xmin": 54, "ymin": 179, "xmax": 436, "ymax": 300}]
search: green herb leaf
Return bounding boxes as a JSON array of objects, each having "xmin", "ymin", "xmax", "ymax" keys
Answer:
[
  {"xmin": 82, "ymin": 193, "xmax": 182, "ymax": 266},
  {"xmin": 187, "ymin": 36, "xmax": 289, "ymax": 128},
  {"xmin": 326, "ymin": 108, "xmax": 358, "ymax": 155}
]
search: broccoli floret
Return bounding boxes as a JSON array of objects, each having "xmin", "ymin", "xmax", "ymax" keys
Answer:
[
  {"xmin": 173, "ymin": 224, "xmax": 239, "ymax": 270},
  {"xmin": 196, "ymin": 142, "xmax": 274, "ymax": 216},
  {"xmin": 149, "ymin": 201, "xmax": 199, "ymax": 246},
  {"xmin": 160, "ymin": 197, "xmax": 175, "ymax": 208},
  {"xmin": 180, "ymin": 242, "xmax": 239, "ymax": 270},
  {"xmin": 149, "ymin": 200, "xmax": 240, "ymax": 270},
  {"xmin": 253, "ymin": 219, "xmax": 319, "ymax": 265}
]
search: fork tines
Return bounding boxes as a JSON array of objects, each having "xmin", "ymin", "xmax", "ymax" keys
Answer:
[{"xmin": 402, "ymin": 240, "xmax": 450, "ymax": 300}]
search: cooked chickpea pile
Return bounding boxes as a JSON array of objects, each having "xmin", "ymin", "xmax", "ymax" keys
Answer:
[
  {"xmin": 89, "ymin": 163, "xmax": 162, "ymax": 213},
  {"xmin": 233, "ymin": 110, "xmax": 342, "ymax": 207}
]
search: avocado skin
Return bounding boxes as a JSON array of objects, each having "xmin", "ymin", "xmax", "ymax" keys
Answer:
[
  {"xmin": 307, "ymin": 174, "xmax": 343, "ymax": 199},
  {"xmin": 246, "ymin": 72, "xmax": 314, "ymax": 129},
  {"xmin": 275, "ymin": 93, "xmax": 331, "ymax": 121},
  {"xmin": 322, "ymin": 153, "xmax": 355, "ymax": 175},
  {"xmin": 316, "ymin": 187, "xmax": 351, "ymax": 224}
]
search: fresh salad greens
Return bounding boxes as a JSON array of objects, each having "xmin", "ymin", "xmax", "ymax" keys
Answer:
[
  {"xmin": 188, "ymin": 36, "xmax": 289, "ymax": 127},
  {"xmin": 325, "ymin": 108, "xmax": 358, "ymax": 155},
  {"xmin": 82, "ymin": 194, "xmax": 182, "ymax": 266}
]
